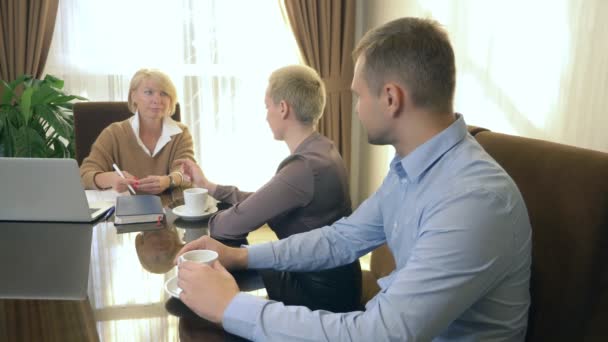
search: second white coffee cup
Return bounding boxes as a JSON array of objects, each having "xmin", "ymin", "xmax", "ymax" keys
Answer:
[{"xmin": 183, "ymin": 187, "xmax": 209, "ymax": 215}]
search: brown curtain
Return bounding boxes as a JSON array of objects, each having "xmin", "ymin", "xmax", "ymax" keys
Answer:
[
  {"xmin": 283, "ymin": 0, "xmax": 355, "ymax": 174},
  {"xmin": 0, "ymin": 0, "xmax": 59, "ymax": 82}
]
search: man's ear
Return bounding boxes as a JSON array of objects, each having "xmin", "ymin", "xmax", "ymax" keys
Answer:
[
  {"xmin": 279, "ymin": 100, "xmax": 289, "ymax": 119},
  {"xmin": 384, "ymin": 82, "xmax": 406, "ymax": 117}
]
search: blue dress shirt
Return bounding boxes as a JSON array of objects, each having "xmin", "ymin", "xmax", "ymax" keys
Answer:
[{"xmin": 222, "ymin": 115, "xmax": 532, "ymax": 341}]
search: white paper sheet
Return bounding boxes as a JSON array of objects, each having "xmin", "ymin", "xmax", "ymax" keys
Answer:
[{"xmin": 85, "ymin": 189, "xmax": 129, "ymax": 206}]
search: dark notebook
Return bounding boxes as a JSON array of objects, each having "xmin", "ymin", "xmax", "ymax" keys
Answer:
[{"xmin": 114, "ymin": 195, "xmax": 164, "ymax": 225}]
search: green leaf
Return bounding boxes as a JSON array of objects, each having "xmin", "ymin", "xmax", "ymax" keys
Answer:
[
  {"xmin": 8, "ymin": 74, "xmax": 30, "ymax": 89},
  {"xmin": 24, "ymin": 76, "xmax": 42, "ymax": 89},
  {"xmin": 37, "ymin": 105, "xmax": 71, "ymax": 139},
  {"xmin": 30, "ymin": 84, "xmax": 57, "ymax": 106},
  {"xmin": 4, "ymin": 105, "xmax": 24, "ymax": 127},
  {"xmin": 14, "ymin": 125, "xmax": 47, "ymax": 157},
  {"xmin": 0, "ymin": 116, "xmax": 13, "ymax": 156},
  {"xmin": 1, "ymin": 80, "xmax": 15, "ymax": 105},
  {"xmin": 46, "ymin": 131, "xmax": 71, "ymax": 158},
  {"xmin": 2, "ymin": 73, "xmax": 81, "ymax": 158},
  {"xmin": 19, "ymin": 87, "xmax": 35, "ymax": 123},
  {"xmin": 43, "ymin": 74, "xmax": 64, "ymax": 89}
]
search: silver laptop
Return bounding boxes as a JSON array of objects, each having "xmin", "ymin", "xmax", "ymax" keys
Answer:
[{"xmin": 0, "ymin": 157, "xmax": 113, "ymax": 222}]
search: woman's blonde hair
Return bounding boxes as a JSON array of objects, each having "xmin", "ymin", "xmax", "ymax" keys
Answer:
[
  {"xmin": 135, "ymin": 229, "xmax": 183, "ymax": 274},
  {"xmin": 128, "ymin": 68, "xmax": 178, "ymax": 116},
  {"xmin": 267, "ymin": 65, "xmax": 326, "ymax": 126}
]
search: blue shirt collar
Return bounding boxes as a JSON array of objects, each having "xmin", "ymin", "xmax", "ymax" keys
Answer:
[{"xmin": 390, "ymin": 113, "xmax": 467, "ymax": 183}]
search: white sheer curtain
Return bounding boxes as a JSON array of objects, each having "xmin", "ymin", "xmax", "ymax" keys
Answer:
[
  {"xmin": 47, "ymin": 1, "xmax": 299, "ymax": 340},
  {"xmin": 353, "ymin": 0, "xmax": 608, "ymax": 205},
  {"xmin": 419, "ymin": 0, "xmax": 608, "ymax": 152},
  {"xmin": 45, "ymin": 0, "xmax": 300, "ymax": 192}
]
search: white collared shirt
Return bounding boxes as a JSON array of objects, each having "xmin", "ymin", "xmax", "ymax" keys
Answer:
[{"xmin": 130, "ymin": 112, "xmax": 183, "ymax": 157}]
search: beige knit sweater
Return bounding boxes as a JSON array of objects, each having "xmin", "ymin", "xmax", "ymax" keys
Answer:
[{"xmin": 80, "ymin": 119, "xmax": 195, "ymax": 189}]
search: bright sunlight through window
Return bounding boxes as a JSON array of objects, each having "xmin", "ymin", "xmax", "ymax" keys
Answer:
[
  {"xmin": 46, "ymin": 0, "xmax": 300, "ymax": 192},
  {"xmin": 47, "ymin": 1, "xmax": 300, "ymax": 340}
]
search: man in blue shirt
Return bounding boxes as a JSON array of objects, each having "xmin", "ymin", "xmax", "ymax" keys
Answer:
[{"xmin": 176, "ymin": 17, "xmax": 532, "ymax": 341}]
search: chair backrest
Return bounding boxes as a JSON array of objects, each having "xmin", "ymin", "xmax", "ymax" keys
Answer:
[
  {"xmin": 73, "ymin": 102, "xmax": 181, "ymax": 165},
  {"xmin": 364, "ymin": 127, "xmax": 608, "ymax": 340},
  {"xmin": 474, "ymin": 131, "xmax": 608, "ymax": 341}
]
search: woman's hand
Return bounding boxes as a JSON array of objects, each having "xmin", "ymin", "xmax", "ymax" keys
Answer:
[
  {"xmin": 94, "ymin": 171, "xmax": 138, "ymax": 193},
  {"xmin": 174, "ymin": 235, "xmax": 248, "ymax": 271},
  {"xmin": 173, "ymin": 159, "xmax": 216, "ymax": 192},
  {"xmin": 136, "ymin": 175, "xmax": 170, "ymax": 194}
]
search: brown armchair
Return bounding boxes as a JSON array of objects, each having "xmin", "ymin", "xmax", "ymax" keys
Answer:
[
  {"xmin": 73, "ymin": 101, "xmax": 181, "ymax": 166},
  {"xmin": 361, "ymin": 126, "xmax": 608, "ymax": 341}
]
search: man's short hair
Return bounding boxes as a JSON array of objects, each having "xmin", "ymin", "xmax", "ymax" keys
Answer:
[
  {"xmin": 267, "ymin": 65, "xmax": 326, "ymax": 125},
  {"xmin": 353, "ymin": 17, "xmax": 456, "ymax": 114},
  {"xmin": 128, "ymin": 68, "xmax": 178, "ymax": 116}
]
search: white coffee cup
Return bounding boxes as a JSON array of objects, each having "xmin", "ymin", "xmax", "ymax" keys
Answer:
[
  {"xmin": 183, "ymin": 187, "xmax": 209, "ymax": 215},
  {"xmin": 178, "ymin": 249, "xmax": 218, "ymax": 265},
  {"xmin": 175, "ymin": 249, "xmax": 218, "ymax": 295}
]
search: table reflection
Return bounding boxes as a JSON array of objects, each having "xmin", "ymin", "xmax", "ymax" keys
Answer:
[
  {"xmin": 88, "ymin": 195, "xmax": 262, "ymax": 341},
  {"xmin": 136, "ymin": 226, "xmax": 184, "ymax": 274}
]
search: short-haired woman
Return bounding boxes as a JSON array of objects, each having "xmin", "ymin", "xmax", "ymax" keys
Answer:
[{"xmin": 175, "ymin": 65, "xmax": 361, "ymax": 313}]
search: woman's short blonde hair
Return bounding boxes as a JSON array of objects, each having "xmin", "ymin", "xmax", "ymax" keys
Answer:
[
  {"xmin": 267, "ymin": 65, "xmax": 326, "ymax": 126},
  {"xmin": 128, "ymin": 68, "xmax": 178, "ymax": 116}
]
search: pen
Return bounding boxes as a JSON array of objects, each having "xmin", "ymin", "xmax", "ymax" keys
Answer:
[
  {"xmin": 112, "ymin": 163, "xmax": 136, "ymax": 195},
  {"xmin": 102, "ymin": 206, "xmax": 115, "ymax": 221}
]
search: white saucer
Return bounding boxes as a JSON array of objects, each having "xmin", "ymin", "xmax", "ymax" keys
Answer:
[
  {"xmin": 172, "ymin": 205, "xmax": 218, "ymax": 221},
  {"xmin": 164, "ymin": 276, "xmax": 181, "ymax": 298}
]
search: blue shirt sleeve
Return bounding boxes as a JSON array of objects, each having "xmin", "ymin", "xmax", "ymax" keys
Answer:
[
  {"xmin": 223, "ymin": 187, "xmax": 530, "ymax": 341},
  {"xmin": 247, "ymin": 187, "xmax": 387, "ymax": 271}
]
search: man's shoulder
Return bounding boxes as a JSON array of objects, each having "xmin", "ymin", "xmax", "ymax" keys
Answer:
[
  {"xmin": 288, "ymin": 136, "xmax": 338, "ymax": 167},
  {"xmin": 297, "ymin": 133, "xmax": 335, "ymax": 154},
  {"xmin": 420, "ymin": 135, "xmax": 526, "ymax": 215}
]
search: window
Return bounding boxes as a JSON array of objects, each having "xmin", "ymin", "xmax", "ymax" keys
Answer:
[
  {"xmin": 46, "ymin": 0, "xmax": 301, "ymax": 191},
  {"xmin": 46, "ymin": 1, "xmax": 299, "ymax": 337}
]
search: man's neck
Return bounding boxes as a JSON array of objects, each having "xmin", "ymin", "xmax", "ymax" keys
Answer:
[{"xmin": 394, "ymin": 111, "xmax": 456, "ymax": 157}]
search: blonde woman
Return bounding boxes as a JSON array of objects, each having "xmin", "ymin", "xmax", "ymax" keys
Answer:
[{"xmin": 80, "ymin": 69, "xmax": 194, "ymax": 194}]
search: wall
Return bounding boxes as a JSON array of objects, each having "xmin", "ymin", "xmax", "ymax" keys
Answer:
[
  {"xmin": 350, "ymin": 0, "xmax": 608, "ymax": 206},
  {"xmin": 350, "ymin": 0, "xmax": 412, "ymax": 206}
]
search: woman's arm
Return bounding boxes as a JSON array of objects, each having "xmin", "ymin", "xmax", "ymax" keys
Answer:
[
  {"xmin": 169, "ymin": 126, "xmax": 195, "ymax": 187},
  {"xmin": 209, "ymin": 158, "xmax": 314, "ymax": 241},
  {"xmin": 80, "ymin": 126, "xmax": 135, "ymax": 191}
]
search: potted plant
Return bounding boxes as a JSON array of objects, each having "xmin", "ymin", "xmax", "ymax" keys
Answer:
[{"xmin": 0, "ymin": 74, "xmax": 86, "ymax": 158}]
